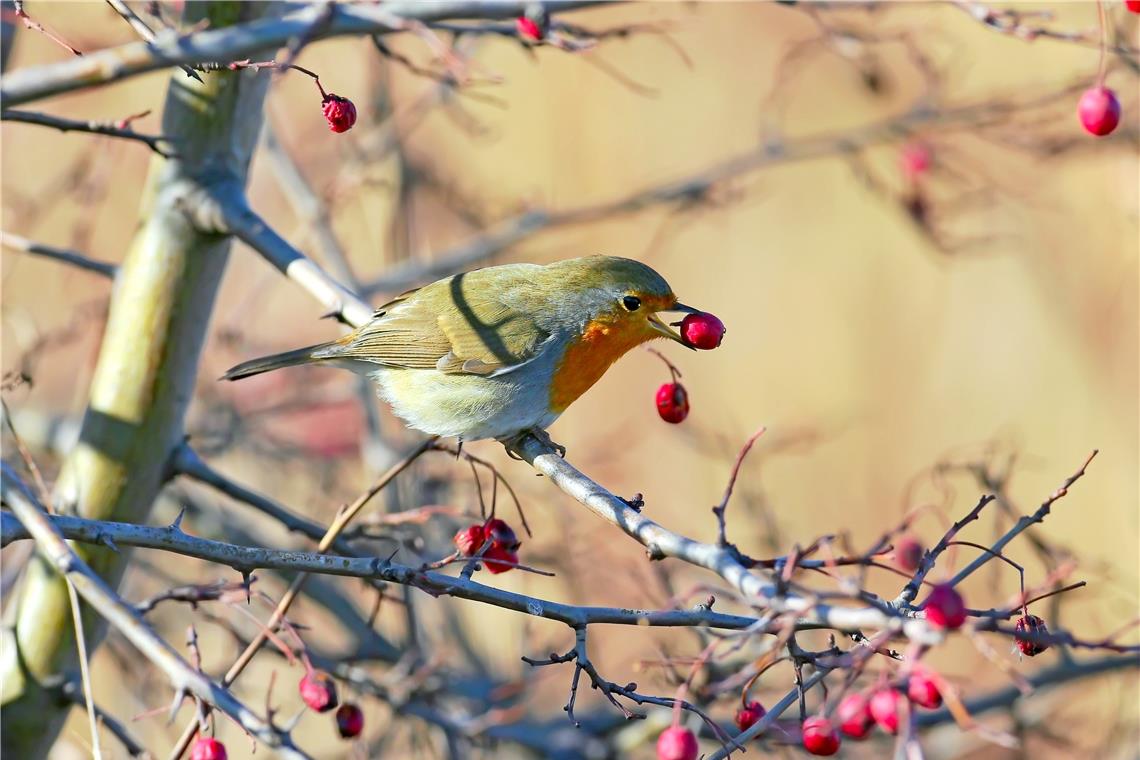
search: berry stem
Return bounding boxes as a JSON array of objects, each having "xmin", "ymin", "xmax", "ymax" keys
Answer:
[
  {"xmin": 1095, "ymin": 0, "xmax": 1107, "ymax": 87},
  {"xmin": 645, "ymin": 346, "xmax": 683, "ymax": 382}
]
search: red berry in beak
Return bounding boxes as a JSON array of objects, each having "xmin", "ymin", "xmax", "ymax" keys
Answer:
[
  {"xmin": 906, "ymin": 668, "xmax": 943, "ymax": 709},
  {"xmin": 835, "ymin": 692, "xmax": 873, "ymax": 739},
  {"xmin": 922, "ymin": 583, "xmax": 968, "ymax": 629},
  {"xmin": 894, "ymin": 534, "xmax": 924, "ymax": 573},
  {"xmin": 656, "ymin": 382, "xmax": 690, "ymax": 423},
  {"xmin": 801, "ymin": 716, "xmax": 841, "ymax": 755},
  {"xmin": 335, "ymin": 703, "xmax": 365, "ymax": 738},
  {"xmin": 869, "ymin": 688, "xmax": 904, "ymax": 734},
  {"xmin": 1014, "ymin": 613, "xmax": 1050, "ymax": 656},
  {"xmin": 733, "ymin": 700, "xmax": 767, "ymax": 731},
  {"xmin": 656, "ymin": 725, "xmax": 698, "ymax": 760},
  {"xmin": 679, "ymin": 312, "xmax": 726, "ymax": 350},
  {"xmin": 322, "ymin": 94, "xmax": 357, "ymax": 133},
  {"xmin": 1077, "ymin": 87, "xmax": 1121, "ymax": 137},
  {"xmin": 299, "ymin": 669, "xmax": 339, "ymax": 712},
  {"xmin": 191, "ymin": 737, "xmax": 227, "ymax": 760}
]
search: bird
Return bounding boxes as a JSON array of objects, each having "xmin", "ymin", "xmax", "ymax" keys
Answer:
[{"xmin": 222, "ymin": 255, "xmax": 700, "ymax": 446}]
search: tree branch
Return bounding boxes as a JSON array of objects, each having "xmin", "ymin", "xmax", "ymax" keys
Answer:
[
  {"xmin": 1, "ymin": 230, "xmax": 116, "ymax": 277},
  {"xmin": 1, "ymin": 109, "xmax": 174, "ymax": 156}
]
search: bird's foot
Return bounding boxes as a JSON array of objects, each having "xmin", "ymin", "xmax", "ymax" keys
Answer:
[
  {"xmin": 528, "ymin": 427, "xmax": 566, "ymax": 458},
  {"xmin": 501, "ymin": 428, "xmax": 566, "ymax": 459}
]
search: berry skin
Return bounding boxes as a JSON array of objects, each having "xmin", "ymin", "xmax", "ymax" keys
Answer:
[
  {"xmin": 1014, "ymin": 614, "xmax": 1051, "ymax": 657},
  {"xmin": 900, "ymin": 141, "xmax": 932, "ymax": 181},
  {"xmin": 734, "ymin": 700, "xmax": 767, "ymax": 732},
  {"xmin": 656, "ymin": 382, "xmax": 690, "ymax": 423},
  {"xmin": 656, "ymin": 725, "xmax": 699, "ymax": 760},
  {"xmin": 322, "ymin": 94, "xmax": 357, "ymax": 133},
  {"xmin": 191, "ymin": 737, "xmax": 227, "ymax": 760},
  {"xmin": 482, "ymin": 543, "xmax": 519, "ymax": 574},
  {"xmin": 1077, "ymin": 87, "xmax": 1121, "ymax": 137},
  {"xmin": 801, "ymin": 717, "xmax": 841, "ymax": 756},
  {"xmin": 454, "ymin": 524, "xmax": 485, "ymax": 556},
  {"xmin": 906, "ymin": 668, "xmax": 943, "ymax": 709},
  {"xmin": 299, "ymin": 669, "xmax": 339, "ymax": 713},
  {"xmin": 835, "ymin": 692, "xmax": 873, "ymax": 739},
  {"xmin": 869, "ymin": 688, "xmax": 903, "ymax": 734},
  {"xmin": 484, "ymin": 518, "xmax": 520, "ymax": 550},
  {"xmin": 679, "ymin": 312, "xmax": 726, "ymax": 350},
  {"xmin": 336, "ymin": 703, "xmax": 365, "ymax": 738},
  {"xmin": 515, "ymin": 16, "xmax": 543, "ymax": 40},
  {"xmin": 922, "ymin": 583, "xmax": 968, "ymax": 630},
  {"xmin": 1127, "ymin": 0, "xmax": 1140, "ymax": 13},
  {"xmin": 894, "ymin": 535, "xmax": 924, "ymax": 573}
]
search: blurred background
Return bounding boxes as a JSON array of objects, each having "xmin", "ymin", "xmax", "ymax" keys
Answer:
[{"xmin": 1, "ymin": 2, "xmax": 1137, "ymax": 758}]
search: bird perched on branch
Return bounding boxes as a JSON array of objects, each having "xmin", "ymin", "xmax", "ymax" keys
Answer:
[{"xmin": 222, "ymin": 255, "xmax": 702, "ymax": 447}]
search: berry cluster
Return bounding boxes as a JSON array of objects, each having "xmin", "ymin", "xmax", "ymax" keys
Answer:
[{"xmin": 453, "ymin": 517, "xmax": 522, "ymax": 574}]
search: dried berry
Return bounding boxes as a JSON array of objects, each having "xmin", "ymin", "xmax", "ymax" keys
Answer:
[
  {"xmin": 894, "ymin": 534, "xmax": 924, "ymax": 573},
  {"xmin": 906, "ymin": 668, "xmax": 943, "ymax": 709},
  {"xmin": 922, "ymin": 583, "xmax": 968, "ymax": 630},
  {"xmin": 1077, "ymin": 87, "xmax": 1121, "ymax": 137},
  {"xmin": 869, "ymin": 688, "xmax": 904, "ymax": 734},
  {"xmin": 801, "ymin": 716, "xmax": 841, "ymax": 756},
  {"xmin": 679, "ymin": 312, "xmax": 726, "ymax": 350},
  {"xmin": 191, "ymin": 737, "xmax": 227, "ymax": 760},
  {"xmin": 656, "ymin": 725, "xmax": 698, "ymax": 760},
  {"xmin": 1014, "ymin": 613, "xmax": 1051, "ymax": 657},
  {"xmin": 733, "ymin": 700, "xmax": 767, "ymax": 732},
  {"xmin": 335, "ymin": 703, "xmax": 365, "ymax": 738},
  {"xmin": 484, "ymin": 517, "xmax": 520, "ymax": 550},
  {"xmin": 299, "ymin": 669, "xmax": 339, "ymax": 713},
  {"xmin": 656, "ymin": 382, "xmax": 690, "ymax": 423},
  {"xmin": 453, "ymin": 524, "xmax": 485, "ymax": 556},
  {"xmin": 482, "ymin": 543, "xmax": 519, "ymax": 574},
  {"xmin": 835, "ymin": 692, "xmax": 873, "ymax": 739},
  {"xmin": 322, "ymin": 94, "xmax": 357, "ymax": 133}
]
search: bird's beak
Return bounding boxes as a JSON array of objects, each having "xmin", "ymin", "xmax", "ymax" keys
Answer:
[{"xmin": 647, "ymin": 302, "xmax": 700, "ymax": 347}]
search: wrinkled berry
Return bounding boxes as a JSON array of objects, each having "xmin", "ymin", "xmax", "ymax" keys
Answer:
[
  {"xmin": 680, "ymin": 312, "xmax": 726, "ymax": 350},
  {"xmin": 191, "ymin": 737, "xmax": 227, "ymax": 760},
  {"xmin": 835, "ymin": 692, "xmax": 873, "ymax": 739},
  {"xmin": 482, "ymin": 542, "xmax": 519, "ymax": 574},
  {"xmin": 1014, "ymin": 613, "xmax": 1051, "ymax": 657},
  {"xmin": 656, "ymin": 382, "xmax": 690, "ymax": 423},
  {"xmin": 322, "ymin": 94, "xmax": 357, "ymax": 133},
  {"xmin": 906, "ymin": 668, "xmax": 943, "ymax": 709},
  {"xmin": 454, "ymin": 524, "xmax": 485, "ymax": 556},
  {"xmin": 656, "ymin": 725, "xmax": 698, "ymax": 760},
  {"xmin": 869, "ymin": 688, "xmax": 904, "ymax": 734},
  {"xmin": 922, "ymin": 583, "xmax": 968, "ymax": 630},
  {"xmin": 894, "ymin": 534, "xmax": 924, "ymax": 573},
  {"xmin": 336, "ymin": 703, "xmax": 364, "ymax": 738},
  {"xmin": 1077, "ymin": 87, "xmax": 1121, "ymax": 137},
  {"xmin": 484, "ymin": 517, "xmax": 520, "ymax": 550},
  {"xmin": 299, "ymin": 669, "xmax": 339, "ymax": 712},
  {"xmin": 734, "ymin": 700, "xmax": 767, "ymax": 732},
  {"xmin": 801, "ymin": 716, "xmax": 840, "ymax": 756}
]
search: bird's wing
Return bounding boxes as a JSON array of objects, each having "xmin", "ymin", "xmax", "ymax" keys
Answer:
[{"xmin": 326, "ymin": 267, "xmax": 552, "ymax": 375}]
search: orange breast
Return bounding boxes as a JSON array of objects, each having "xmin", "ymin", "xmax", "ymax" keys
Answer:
[{"xmin": 548, "ymin": 318, "xmax": 650, "ymax": 413}]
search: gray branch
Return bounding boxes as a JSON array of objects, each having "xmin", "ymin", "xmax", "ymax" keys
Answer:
[{"xmin": 1, "ymin": 231, "xmax": 117, "ymax": 277}]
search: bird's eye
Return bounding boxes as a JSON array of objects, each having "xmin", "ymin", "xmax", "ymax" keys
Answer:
[{"xmin": 622, "ymin": 295, "xmax": 641, "ymax": 312}]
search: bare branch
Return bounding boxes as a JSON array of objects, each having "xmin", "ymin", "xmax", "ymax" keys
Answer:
[
  {"xmin": 1, "ymin": 230, "xmax": 116, "ymax": 277},
  {"xmin": 2, "ymin": 109, "xmax": 174, "ymax": 155}
]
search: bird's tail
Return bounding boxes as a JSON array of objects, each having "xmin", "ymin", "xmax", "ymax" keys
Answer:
[{"xmin": 220, "ymin": 342, "xmax": 340, "ymax": 381}]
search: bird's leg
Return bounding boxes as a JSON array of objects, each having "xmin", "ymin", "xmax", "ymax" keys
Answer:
[
  {"xmin": 527, "ymin": 427, "xmax": 566, "ymax": 458},
  {"xmin": 500, "ymin": 428, "xmax": 566, "ymax": 459}
]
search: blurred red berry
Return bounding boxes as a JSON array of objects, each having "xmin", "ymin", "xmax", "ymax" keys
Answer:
[
  {"xmin": 734, "ymin": 700, "xmax": 767, "ymax": 732},
  {"xmin": 299, "ymin": 669, "xmax": 339, "ymax": 712},
  {"xmin": 484, "ymin": 517, "xmax": 520, "ymax": 550},
  {"xmin": 899, "ymin": 141, "xmax": 932, "ymax": 181},
  {"xmin": 680, "ymin": 312, "xmax": 726, "ymax": 350},
  {"xmin": 894, "ymin": 534, "xmax": 924, "ymax": 573},
  {"xmin": 515, "ymin": 16, "xmax": 543, "ymax": 40},
  {"xmin": 454, "ymin": 524, "xmax": 485, "ymax": 556},
  {"xmin": 906, "ymin": 668, "xmax": 943, "ymax": 709},
  {"xmin": 483, "ymin": 543, "xmax": 518, "ymax": 574},
  {"xmin": 922, "ymin": 583, "xmax": 968, "ymax": 629},
  {"xmin": 835, "ymin": 692, "xmax": 873, "ymax": 739},
  {"xmin": 869, "ymin": 688, "xmax": 903, "ymax": 734},
  {"xmin": 322, "ymin": 94, "xmax": 357, "ymax": 133},
  {"xmin": 801, "ymin": 716, "xmax": 840, "ymax": 756},
  {"xmin": 1014, "ymin": 613, "xmax": 1051, "ymax": 656},
  {"xmin": 336, "ymin": 703, "xmax": 365, "ymax": 738},
  {"xmin": 1126, "ymin": 0, "xmax": 1140, "ymax": 13},
  {"xmin": 656, "ymin": 382, "xmax": 690, "ymax": 423},
  {"xmin": 1077, "ymin": 87, "xmax": 1121, "ymax": 137},
  {"xmin": 656, "ymin": 725, "xmax": 698, "ymax": 760},
  {"xmin": 191, "ymin": 737, "xmax": 227, "ymax": 760}
]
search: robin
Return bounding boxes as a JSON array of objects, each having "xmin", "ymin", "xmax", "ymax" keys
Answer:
[{"xmin": 222, "ymin": 256, "xmax": 702, "ymax": 446}]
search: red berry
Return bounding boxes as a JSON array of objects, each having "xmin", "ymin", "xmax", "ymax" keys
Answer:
[
  {"xmin": 801, "ymin": 716, "xmax": 840, "ymax": 756},
  {"xmin": 656, "ymin": 725, "xmax": 698, "ymax": 760},
  {"xmin": 322, "ymin": 94, "xmax": 357, "ymax": 133},
  {"xmin": 733, "ymin": 700, "xmax": 767, "ymax": 732},
  {"xmin": 906, "ymin": 668, "xmax": 943, "ymax": 709},
  {"xmin": 835, "ymin": 692, "xmax": 873, "ymax": 739},
  {"xmin": 191, "ymin": 737, "xmax": 227, "ymax": 760},
  {"xmin": 515, "ymin": 16, "xmax": 543, "ymax": 40},
  {"xmin": 299, "ymin": 669, "xmax": 339, "ymax": 712},
  {"xmin": 894, "ymin": 535, "xmax": 924, "ymax": 573},
  {"xmin": 482, "ymin": 543, "xmax": 518, "ymax": 574},
  {"xmin": 869, "ymin": 688, "xmax": 903, "ymax": 734},
  {"xmin": 922, "ymin": 583, "xmax": 968, "ymax": 630},
  {"xmin": 679, "ymin": 312, "xmax": 726, "ymax": 350},
  {"xmin": 1126, "ymin": 0, "xmax": 1140, "ymax": 13},
  {"xmin": 484, "ymin": 518, "xmax": 519, "ymax": 550},
  {"xmin": 1014, "ymin": 613, "xmax": 1050, "ymax": 656},
  {"xmin": 656, "ymin": 382, "xmax": 690, "ymax": 423},
  {"xmin": 335, "ymin": 703, "xmax": 365, "ymax": 738},
  {"xmin": 453, "ymin": 524, "xmax": 485, "ymax": 556},
  {"xmin": 1077, "ymin": 87, "xmax": 1121, "ymax": 137},
  {"xmin": 899, "ymin": 141, "xmax": 932, "ymax": 181}
]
